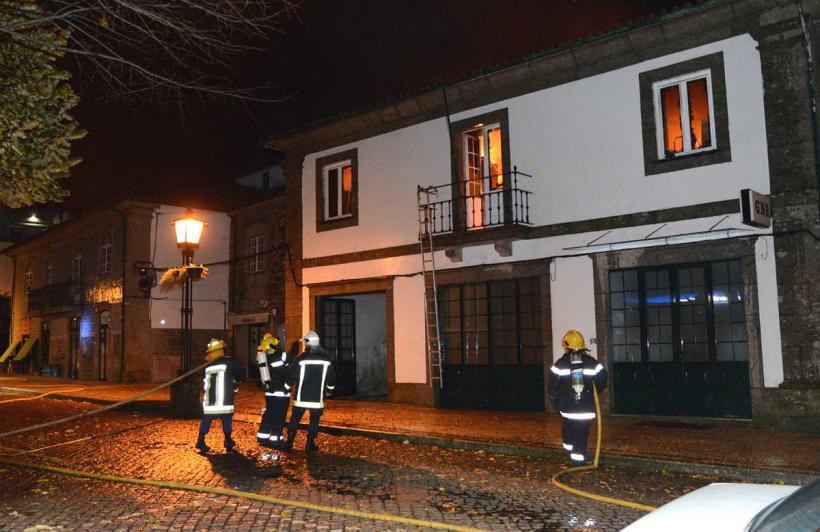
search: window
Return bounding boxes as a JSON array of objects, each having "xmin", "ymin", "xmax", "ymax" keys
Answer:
[
  {"xmin": 654, "ymin": 71, "xmax": 715, "ymax": 158},
  {"xmin": 44, "ymin": 260, "xmax": 53, "ymax": 286},
  {"xmin": 249, "ymin": 235, "xmax": 264, "ymax": 273},
  {"xmin": 100, "ymin": 242, "xmax": 112, "ymax": 274},
  {"xmin": 72, "ymin": 255, "xmax": 82, "ymax": 288},
  {"xmin": 450, "ymin": 109, "xmax": 511, "ymax": 230},
  {"xmin": 315, "ymin": 149, "xmax": 358, "ymax": 232},
  {"xmin": 24, "ymin": 267, "xmax": 33, "ymax": 295},
  {"xmin": 324, "ymin": 161, "xmax": 354, "ymax": 220},
  {"xmin": 438, "ymin": 277, "xmax": 542, "ymax": 366},
  {"xmin": 639, "ymin": 52, "xmax": 730, "ymax": 175},
  {"xmin": 609, "ymin": 259, "xmax": 746, "ymax": 364}
]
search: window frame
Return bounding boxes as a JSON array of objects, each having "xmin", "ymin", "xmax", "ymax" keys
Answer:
[
  {"xmin": 249, "ymin": 234, "xmax": 264, "ymax": 273},
  {"xmin": 72, "ymin": 254, "xmax": 82, "ymax": 290},
  {"xmin": 315, "ymin": 149, "xmax": 358, "ymax": 232},
  {"xmin": 639, "ymin": 52, "xmax": 731, "ymax": 176},
  {"xmin": 100, "ymin": 241, "xmax": 113, "ymax": 274},
  {"xmin": 44, "ymin": 260, "xmax": 53, "ymax": 286},
  {"xmin": 652, "ymin": 69, "xmax": 717, "ymax": 159},
  {"xmin": 24, "ymin": 267, "xmax": 33, "ymax": 295},
  {"xmin": 323, "ymin": 160, "xmax": 354, "ymax": 221}
]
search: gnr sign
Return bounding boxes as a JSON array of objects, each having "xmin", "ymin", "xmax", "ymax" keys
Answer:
[{"xmin": 740, "ymin": 189, "xmax": 772, "ymax": 228}]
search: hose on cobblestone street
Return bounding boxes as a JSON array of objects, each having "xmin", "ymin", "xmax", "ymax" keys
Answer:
[
  {"xmin": 550, "ymin": 384, "xmax": 658, "ymax": 513},
  {"xmin": 0, "ymin": 386, "xmax": 86, "ymax": 405},
  {"xmin": 0, "ymin": 361, "xmax": 210, "ymax": 440},
  {"xmin": 0, "ymin": 456, "xmax": 484, "ymax": 531}
]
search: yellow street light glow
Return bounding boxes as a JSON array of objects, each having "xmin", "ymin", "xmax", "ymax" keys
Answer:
[{"xmin": 174, "ymin": 209, "xmax": 204, "ymax": 249}]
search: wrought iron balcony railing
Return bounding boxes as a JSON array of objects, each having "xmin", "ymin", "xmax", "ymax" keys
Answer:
[
  {"xmin": 418, "ymin": 167, "xmax": 533, "ymax": 237},
  {"xmin": 28, "ymin": 281, "xmax": 85, "ymax": 311}
]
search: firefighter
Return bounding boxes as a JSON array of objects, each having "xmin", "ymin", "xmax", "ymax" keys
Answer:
[
  {"xmin": 196, "ymin": 338, "xmax": 242, "ymax": 454},
  {"xmin": 283, "ymin": 331, "xmax": 336, "ymax": 452},
  {"xmin": 256, "ymin": 333, "xmax": 300, "ymax": 448},
  {"xmin": 548, "ymin": 329, "xmax": 607, "ymax": 464}
]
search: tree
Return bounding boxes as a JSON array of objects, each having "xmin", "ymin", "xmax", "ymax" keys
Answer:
[
  {"xmin": 0, "ymin": 2, "xmax": 84, "ymax": 207},
  {"xmin": 0, "ymin": 0, "xmax": 294, "ymax": 207}
]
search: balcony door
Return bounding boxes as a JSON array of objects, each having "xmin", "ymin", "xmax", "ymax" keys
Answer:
[{"xmin": 463, "ymin": 124, "xmax": 504, "ymax": 229}]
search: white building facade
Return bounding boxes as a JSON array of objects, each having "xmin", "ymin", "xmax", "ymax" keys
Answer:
[{"xmin": 270, "ymin": 1, "xmax": 819, "ymax": 431}]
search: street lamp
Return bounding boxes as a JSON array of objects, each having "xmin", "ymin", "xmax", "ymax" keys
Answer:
[{"xmin": 171, "ymin": 208, "xmax": 204, "ymax": 416}]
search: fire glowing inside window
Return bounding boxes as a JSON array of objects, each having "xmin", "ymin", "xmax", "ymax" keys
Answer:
[
  {"xmin": 655, "ymin": 72, "xmax": 714, "ymax": 158},
  {"xmin": 324, "ymin": 162, "xmax": 353, "ymax": 220},
  {"xmin": 463, "ymin": 124, "xmax": 504, "ymax": 191}
]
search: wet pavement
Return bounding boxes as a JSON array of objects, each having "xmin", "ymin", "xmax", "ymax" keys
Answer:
[
  {"xmin": 0, "ymin": 392, "xmax": 735, "ymax": 531},
  {"xmin": 5, "ymin": 376, "xmax": 818, "ymax": 478}
]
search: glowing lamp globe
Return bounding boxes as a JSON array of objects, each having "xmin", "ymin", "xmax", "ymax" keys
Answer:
[{"xmin": 174, "ymin": 209, "xmax": 204, "ymax": 250}]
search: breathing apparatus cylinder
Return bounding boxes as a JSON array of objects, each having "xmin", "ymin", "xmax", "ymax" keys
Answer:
[
  {"xmin": 256, "ymin": 351, "xmax": 271, "ymax": 385},
  {"xmin": 570, "ymin": 350, "xmax": 584, "ymax": 402}
]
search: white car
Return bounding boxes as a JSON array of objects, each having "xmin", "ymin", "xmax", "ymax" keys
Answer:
[{"xmin": 623, "ymin": 478, "xmax": 819, "ymax": 532}]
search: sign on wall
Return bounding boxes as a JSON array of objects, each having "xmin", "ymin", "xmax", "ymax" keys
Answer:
[{"xmin": 740, "ymin": 189, "xmax": 771, "ymax": 228}]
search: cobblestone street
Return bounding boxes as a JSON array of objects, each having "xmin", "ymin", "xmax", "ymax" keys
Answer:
[{"xmin": 0, "ymin": 394, "xmax": 734, "ymax": 531}]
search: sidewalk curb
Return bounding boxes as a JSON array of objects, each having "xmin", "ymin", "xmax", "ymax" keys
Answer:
[
  {"xmin": 310, "ymin": 423, "xmax": 817, "ymax": 486},
  {"xmin": 7, "ymin": 389, "xmax": 817, "ymax": 485}
]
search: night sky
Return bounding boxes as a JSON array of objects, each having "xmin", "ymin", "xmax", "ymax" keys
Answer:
[{"xmin": 63, "ymin": 0, "xmax": 695, "ymax": 213}]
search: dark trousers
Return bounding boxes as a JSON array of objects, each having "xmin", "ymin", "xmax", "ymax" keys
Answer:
[
  {"xmin": 198, "ymin": 413, "xmax": 233, "ymax": 443},
  {"xmin": 258, "ymin": 395, "xmax": 290, "ymax": 440},
  {"xmin": 561, "ymin": 417, "xmax": 592, "ymax": 461},
  {"xmin": 287, "ymin": 406, "xmax": 323, "ymax": 442}
]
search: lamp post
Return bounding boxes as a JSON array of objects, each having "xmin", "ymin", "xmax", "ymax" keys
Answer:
[{"xmin": 170, "ymin": 209, "xmax": 204, "ymax": 416}]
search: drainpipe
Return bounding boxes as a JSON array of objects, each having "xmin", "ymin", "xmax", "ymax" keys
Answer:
[
  {"xmin": 796, "ymin": 0, "xmax": 820, "ymax": 211},
  {"xmin": 111, "ymin": 207, "xmax": 129, "ymax": 382}
]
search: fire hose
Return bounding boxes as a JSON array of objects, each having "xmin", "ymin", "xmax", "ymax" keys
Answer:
[
  {"xmin": 0, "ymin": 364, "xmax": 483, "ymax": 532},
  {"xmin": 550, "ymin": 383, "xmax": 657, "ymax": 512}
]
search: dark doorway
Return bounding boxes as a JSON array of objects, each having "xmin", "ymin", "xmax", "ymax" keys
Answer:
[
  {"xmin": 98, "ymin": 312, "xmax": 110, "ymax": 381},
  {"xmin": 68, "ymin": 317, "xmax": 80, "ymax": 379},
  {"xmin": 37, "ymin": 321, "xmax": 50, "ymax": 375},
  {"xmin": 437, "ymin": 277, "xmax": 545, "ymax": 411},
  {"xmin": 609, "ymin": 260, "xmax": 751, "ymax": 418},
  {"xmin": 248, "ymin": 324, "xmax": 265, "ymax": 380},
  {"xmin": 317, "ymin": 297, "xmax": 356, "ymax": 397}
]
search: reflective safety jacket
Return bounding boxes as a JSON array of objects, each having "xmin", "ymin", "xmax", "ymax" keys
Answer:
[
  {"xmin": 548, "ymin": 352, "xmax": 608, "ymax": 419},
  {"xmin": 285, "ymin": 347, "xmax": 336, "ymax": 409},
  {"xmin": 257, "ymin": 341, "xmax": 299, "ymax": 397},
  {"xmin": 202, "ymin": 355, "xmax": 242, "ymax": 415}
]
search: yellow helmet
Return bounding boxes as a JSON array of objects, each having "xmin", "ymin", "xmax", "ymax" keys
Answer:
[
  {"xmin": 562, "ymin": 330, "xmax": 586, "ymax": 351},
  {"xmin": 205, "ymin": 338, "xmax": 226, "ymax": 361},
  {"xmin": 258, "ymin": 333, "xmax": 279, "ymax": 352}
]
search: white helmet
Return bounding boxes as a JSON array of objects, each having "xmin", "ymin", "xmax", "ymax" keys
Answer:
[{"xmin": 302, "ymin": 331, "xmax": 320, "ymax": 349}]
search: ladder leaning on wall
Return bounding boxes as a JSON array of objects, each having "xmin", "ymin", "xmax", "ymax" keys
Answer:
[{"xmin": 417, "ymin": 185, "xmax": 444, "ymax": 389}]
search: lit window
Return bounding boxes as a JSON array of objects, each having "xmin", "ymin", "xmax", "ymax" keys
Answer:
[
  {"xmin": 249, "ymin": 235, "xmax": 264, "ymax": 273},
  {"xmin": 463, "ymin": 124, "xmax": 505, "ymax": 190},
  {"xmin": 100, "ymin": 242, "xmax": 112, "ymax": 274},
  {"xmin": 654, "ymin": 70, "xmax": 715, "ymax": 159},
  {"xmin": 324, "ymin": 161, "xmax": 354, "ymax": 220}
]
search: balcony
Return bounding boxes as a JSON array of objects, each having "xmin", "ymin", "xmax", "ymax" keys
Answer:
[
  {"xmin": 28, "ymin": 281, "xmax": 85, "ymax": 312},
  {"xmin": 418, "ymin": 167, "xmax": 533, "ymax": 238}
]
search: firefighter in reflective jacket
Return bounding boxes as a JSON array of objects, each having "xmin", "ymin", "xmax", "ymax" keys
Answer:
[
  {"xmin": 548, "ymin": 330, "xmax": 608, "ymax": 463},
  {"xmin": 283, "ymin": 331, "xmax": 336, "ymax": 452},
  {"xmin": 196, "ymin": 338, "xmax": 242, "ymax": 454},
  {"xmin": 256, "ymin": 333, "xmax": 300, "ymax": 448}
]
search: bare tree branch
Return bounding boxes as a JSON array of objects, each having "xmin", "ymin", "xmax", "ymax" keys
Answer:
[{"xmin": 0, "ymin": 0, "xmax": 298, "ymax": 105}]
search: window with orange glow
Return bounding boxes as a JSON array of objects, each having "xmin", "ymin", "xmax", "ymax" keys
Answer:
[
  {"xmin": 462, "ymin": 123, "xmax": 505, "ymax": 193},
  {"xmin": 324, "ymin": 161, "xmax": 353, "ymax": 220},
  {"xmin": 654, "ymin": 71, "xmax": 715, "ymax": 158}
]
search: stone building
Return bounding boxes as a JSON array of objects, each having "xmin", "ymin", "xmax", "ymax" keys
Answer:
[
  {"xmin": 265, "ymin": 1, "xmax": 819, "ymax": 431},
  {"xmin": 3, "ymin": 200, "xmax": 230, "ymax": 382},
  {"xmin": 228, "ymin": 193, "xmax": 288, "ymax": 378}
]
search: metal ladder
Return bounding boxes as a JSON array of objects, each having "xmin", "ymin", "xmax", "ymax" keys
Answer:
[{"xmin": 417, "ymin": 186, "xmax": 443, "ymax": 389}]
